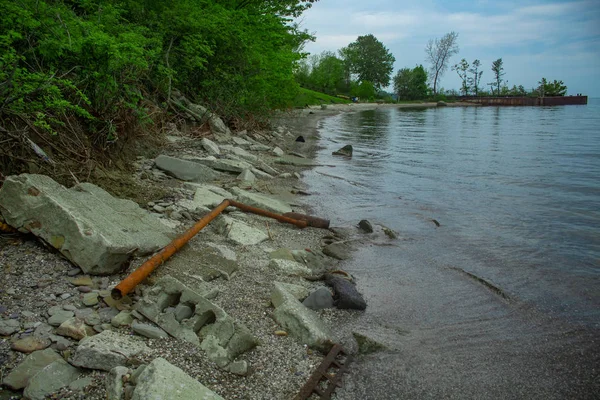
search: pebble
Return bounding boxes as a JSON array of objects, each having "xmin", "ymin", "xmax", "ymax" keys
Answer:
[
  {"xmin": 6, "ymin": 288, "xmax": 16, "ymax": 295},
  {"xmin": 63, "ymin": 305, "xmax": 78, "ymax": 311},
  {"xmin": 48, "ymin": 305, "xmax": 63, "ymax": 316},
  {"xmin": 67, "ymin": 268, "xmax": 82, "ymax": 277},
  {"xmin": 60, "ymin": 293, "xmax": 72, "ymax": 300},
  {"xmin": 21, "ymin": 311, "xmax": 35, "ymax": 318},
  {"xmin": 111, "ymin": 311, "xmax": 133, "ymax": 327},
  {"xmin": 77, "ymin": 286, "xmax": 92, "ymax": 293},
  {"xmin": 69, "ymin": 276, "xmax": 94, "ymax": 287},
  {"xmin": 153, "ymin": 205, "xmax": 166, "ymax": 213},
  {"xmin": 48, "ymin": 310, "xmax": 75, "ymax": 327},
  {"xmin": 0, "ymin": 318, "xmax": 21, "ymax": 335},
  {"xmin": 82, "ymin": 292, "xmax": 99, "ymax": 306}
]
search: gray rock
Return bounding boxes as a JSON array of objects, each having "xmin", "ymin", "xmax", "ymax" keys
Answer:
[
  {"xmin": 69, "ymin": 376, "xmax": 93, "ymax": 391},
  {"xmin": 302, "ymin": 287, "xmax": 334, "ymax": 310},
  {"xmin": 0, "ymin": 174, "xmax": 173, "ymax": 275},
  {"xmin": 237, "ymin": 169, "xmax": 255, "ymax": 183},
  {"xmin": 332, "ymin": 144, "xmax": 353, "ymax": 157},
  {"xmin": 71, "ymin": 330, "xmax": 149, "ymax": 371},
  {"xmin": 208, "ymin": 115, "xmax": 231, "ymax": 136},
  {"xmin": 352, "ymin": 331, "xmax": 388, "ymax": 354},
  {"xmin": 227, "ymin": 360, "xmax": 249, "ymax": 376},
  {"xmin": 0, "ymin": 318, "xmax": 20, "ymax": 335},
  {"xmin": 322, "ymin": 242, "xmax": 353, "ymax": 260},
  {"xmin": 132, "ymin": 321, "xmax": 169, "ymax": 339},
  {"xmin": 224, "ymin": 146, "xmax": 258, "ymax": 162},
  {"xmin": 325, "ymin": 274, "xmax": 367, "ymax": 310},
  {"xmin": 136, "ymin": 276, "xmax": 257, "ymax": 367},
  {"xmin": 201, "ymin": 138, "xmax": 221, "ymax": 156},
  {"xmin": 213, "ymin": 215, "xmax": 268, "ymax": 246},
  {"xmin": 82, "ymin": 292, "xmax": 99, "ymax": 306},
  {"xmin": 250, "ymin": 168, "xmax": 273, "ymax": 180},
  {"xmin": 232, "ymin": 136, "xmax": 251, "ymax": 147},
  {"xmin": 358, "ymin": 219, "xmax": 374, "ymax": 233},
  {"xmin": 111, "ymin": 311, "xmax": 133, "ymax": 327},
  {"xmin": 106, "ymin": 366, "xmax": 130, "ymax": 400},
  {"xmin": 83, "ymin": 311, "xmax": 102, "ymax": 326},
  {"xmin": 271, "ymin": 284, "xmax": 334, "ymax": 353},
  {"xmin": 174, "ymin": 304, "xmax": 194, "ymax": 322},
  {"xmin": 272, "ymin": 146, "xmax": 284, "ymax": 156},
  {"xmin": 256, "ymin": 160, "xmax": 279, "ymax": 176},
  {"xmin": 132, "ymin": 357, "xmax": 224, "ymax": 400},
  {"xmin": 272, "ymin": 282, "xmax": 310, "ymax": 303},
  {"xmin": 229, "ymin": 187, "xmax": 292, "ymax": 214},
  {"xmin": 192, "ymin": 157, "xmax": 253, "ymax": 174},
  {"xmin": 11, "ymin": 336, "xmax": 51, "ymax": 353},
  {"xmin": 47, "ymin": 305, "xmax": 63, "ymax": 316},
  {"xmin": 268, "ymin": 259, "xmax": 311, "ymax": 276},
  {"xmin": 2, "ymin": 349, "xmax": 62, "ymax": 390},
  {"xmin": 48, "ymin": 310, "xmax": 74, "ymax": 327},
  {"xmin": 55, "ymin": 317, "xmax": 95, "ymax": 340},
  {"xmin": 23, "ymin": 359, "xmax": 81, "ymax": 400},
  {"xmin": 192, "ymin": 186, "xmax": 230, "ymax": 208},
  {"xmin": 274, "ymin": 155, "xmax": 319, "ymax": 167},
  {"xmin": 130, "ymin": 365, "xmax": 146, "ymax": 384},
  {"xmin": 249, "ymin": 144, "xmax": 271, "ymax": 151},
  {"xmin": 154, "ymin": 155, "xmax": 220, "ymax": 182}
]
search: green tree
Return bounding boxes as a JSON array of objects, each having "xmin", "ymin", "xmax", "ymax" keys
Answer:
[
  {"xmin": 452, "ymin": 58, "xmax": 470, "ymax": 96},
  {"xmin": 538, "ymin": 78, "xmax": 567, "ymax": 96},
  {"xmin": 342, "ymin": 34, "xmax": 395, "ymax": 90},
  {"xmin": 351, "ymin": 81, "xmax": 376, "ymax": 100},
  {"xmin": 394, "ymin": 65, "xmax": 428, "ymax": 100},
  {"xmin": 425, "ymin": 31, "xmax": 459, "ymax": 95},
  {"xmin": 490, "ymin": 58, "xmax": 505, "ymax": 96},
  {"xmin": 468, "ymin": 59, "xmax": 483, "ymax": 96}
]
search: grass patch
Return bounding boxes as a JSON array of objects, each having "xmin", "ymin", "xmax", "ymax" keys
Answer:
[{"xmin": 292, "ymin": 88, "xmax": 351, "ymax": 108}]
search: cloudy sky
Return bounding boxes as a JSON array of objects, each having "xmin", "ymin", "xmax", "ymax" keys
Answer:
[{"xmin": 298, "ymin": 0, "xmax": 600, "ymax": 96}]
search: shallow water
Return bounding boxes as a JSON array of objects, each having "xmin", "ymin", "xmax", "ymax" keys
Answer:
[{"xmin": 303, "ymin": 101, "xmax": 600, "ymax": 398}]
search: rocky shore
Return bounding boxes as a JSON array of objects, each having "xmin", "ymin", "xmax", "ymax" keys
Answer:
[{"xmin": 0, "ymin": 102, "xmax": 405, "ymax": 399}]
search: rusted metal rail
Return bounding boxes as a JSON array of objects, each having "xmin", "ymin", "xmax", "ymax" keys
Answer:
[
  {"xmin": 112, "ymin": 199, "xmax": 313, "ymax": 299},
  {"xmin": 294, "ymin": 344, "xmax": 353, "ymax": 400}
]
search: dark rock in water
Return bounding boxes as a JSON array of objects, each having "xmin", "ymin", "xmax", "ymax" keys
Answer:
[
  {"xmin": 332, "ymin": 145, "xmax": 353, "ymax": 157},
  {"xmin": 302, "ymin": 288, "xmax": 334, "ymax": 310},
  {"xmin": 358, "ymin": 219, "xmax": 373, "ymax": 233},
  {"xmin": 295, "ymin": 136, "xmax": 305, "ymax": 142},
  {"xmin": 352, "ymin": 332, "xmax": 387, "ymax": 354},
  {"xmin": 324, "ymin": 274, "xmax": 367, "ymax": 310}
]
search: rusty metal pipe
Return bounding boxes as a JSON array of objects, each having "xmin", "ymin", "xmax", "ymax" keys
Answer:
[
  {"xmin": 283, "ymin": 212, "xmax": 330, "ymax": 229},
  {"xmin": 112, "ymin": 199, "xmax": 313, "ymax": 300},
  {"xmin": 229, "ymin": 200, "xmax": 308, "ymax": 229}
]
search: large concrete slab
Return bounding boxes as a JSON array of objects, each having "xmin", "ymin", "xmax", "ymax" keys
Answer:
[
  {"xmin": 155, "ymin": 155, "xmax": 220, "ymax": 182},
  {"xmin": 213, "ymin": 215, "xmax": 269, "ymax": 246},
  {"xmin": 230, "ymin": 187, "xmax": 292, "ymax": 214},
  {"xmin": 191, "ymin": 158, "xmax": 253, "ymax": 174},
  {"xmin": 132, "ymin": 358, "xmax": 224, "ymax": 400},
  {"xmin": 0, "ymin": 174, "xmax": 173, "ymax": 275}
]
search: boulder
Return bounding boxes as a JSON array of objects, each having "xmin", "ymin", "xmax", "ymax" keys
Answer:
[
  {"xmin": 55, "ymin": 317, "xmax": 95, "ymax": 340},
  {"xmin": 213, "ymin": 215, "xmax": 268, "ymax": 246},
  {"xmin": 0, "ymin": 174, "xmax": 173, "ymax": 275},
  {"xmin": 136, "ymin": 276, "xmax": 258, "ymax": 368},
  {"xmin": 23, "ymin": 359, "xmax": 81, "ymax": 400},
  {"xmin": 271, "ymin": 284, "xmax": 334, "ymax": 353},
  {"xmin": 209, "ymin": 115, "xmax": 231, "ymax": 136},
  {"xmin": 2, "ymin": 348, "xmax": 62, "ymax": 390},
  {"xmin": 132, "ymin": 358, "xmax": 224, "ymax": 400},
  {"xmin": 302, "ymin": 287, "xmax": 334, "ymax": 310},
  {"xmin": 230, "ymin": 187, "xmax": 292, "ymax": 214},
  {"xmin": 332, "ymin": 144, "xmax": 353, "ymax": 157},
  {"xmin": 71, "ymin": 330, "xmax": 149, "ymax": 371},
  {"xmin": 11, "ymin": 336, "xmax": 51, "ymax": 353},
  {"xmin": 322, "ymin": 242, "xmax": 353, "ymax": 260},
  {"xmin": 201, "ymin": 138, "xmax": 221, "ymax": 156},
  {"xmin": 154, "ymin": 155, "xmax": 220, "ymax": 182}
]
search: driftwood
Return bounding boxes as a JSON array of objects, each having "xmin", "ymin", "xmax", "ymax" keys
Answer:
[{"xmin": 324, "ymin": 274, "xmax": 367, "ymax": 311}]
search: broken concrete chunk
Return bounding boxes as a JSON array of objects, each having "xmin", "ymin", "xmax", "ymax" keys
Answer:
[
  {"xmin": 23, "ymin": 359, "xmax": 81, "ymax": 400},
  {"xmin": 132, "ymin": 357, "xmax": 224, "ymax": 400},
  {"xmin": 71, "ymin": 330, "xmax": 149, "ymax": 371},
  {"xmin": 273, "ymin": 282, "xmax": 310, "ymax": 303},
  {"xmin": 2, "ymin": 348, "xmax": 62, "ymax": 390},
  {"xmin": 332, "ymin": 144, "xmax": 353, "ymax": 157},
  {"xmin": 55, "ymin": 317, "xmax": 95, "ymax": 340},
  {"xmin": 209, "ymin": 115, "xmax": 231, "ymax": 137},
  {"xmin": 237, "ymin": 169, "xmax": 256, "ymax": 183},
  {"xmin": 136, "ymin": 276, "xmax": 258, "ymax": 367},
  {"xmin": 0, "ymin": 174, "xmax": 173, "ymax": 275},
  {"xmin": 154, "ymin": 155, "xmax": 220, "ymax": 182},
  {"xmin": 106, "ymin": 366, "xmax": 130, "ymax": 400},
  {"xmin": 230, "ymin": 187, "xmax": 292, "ymax": 214},
  {"xmin": 192, "ymin": 157, "xmax": 253, "ymax": 174},
  {"xmin": 193, "ymin": 186, "xmax": 229, "ymax": 208},
  {"xmin": 213, "ymin": 215, "xmax": 268, "ymax": 246},
  {"xmin": 271, "ymin": 284, "xmax": 334, "ymax": 353},
  {"xmin": 132, "ymin": 321, "xmax": 169, "ymax": 339},
  {"xmin": 272, "ymin": 147, "xmax": 284, "ymax": 157}
]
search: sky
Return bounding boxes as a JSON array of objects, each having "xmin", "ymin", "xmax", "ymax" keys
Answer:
[{"xmin": 297, "ymin": 0, "xmax": 600, "ymax": 96}]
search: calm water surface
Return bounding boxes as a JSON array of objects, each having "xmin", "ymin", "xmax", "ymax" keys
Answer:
[{"xmin": 303, "ymin": 100, "xmax": 600, "ymax": 399}]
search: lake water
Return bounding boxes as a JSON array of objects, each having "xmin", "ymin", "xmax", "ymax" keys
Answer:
[{"xmin": 303, "ymin": 100, "xmax": 600, "ymax": 399}]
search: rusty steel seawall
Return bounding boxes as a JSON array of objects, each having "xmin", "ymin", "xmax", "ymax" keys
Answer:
[{"xmin": 460, "ymin": 96, "xmax": 588, "ymax": 106}]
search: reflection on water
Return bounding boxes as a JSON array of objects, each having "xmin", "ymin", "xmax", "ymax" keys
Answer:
[{"xmin": 304, "ymin": 102, "xmax": 600, "ymax": 398}]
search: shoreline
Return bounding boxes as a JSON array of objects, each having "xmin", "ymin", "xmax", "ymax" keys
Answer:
[{"xmin": 0, "ymin": 104, "xmax": 379, "ymax": 399}]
